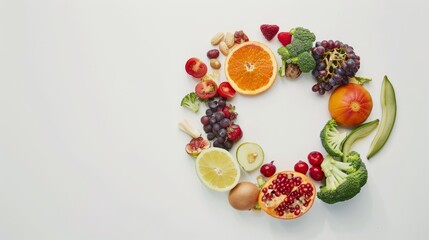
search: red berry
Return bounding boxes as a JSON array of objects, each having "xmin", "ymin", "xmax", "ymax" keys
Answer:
[
  {"xmin": 309, "ymin": 166, "xmax": 325, "ymax": 181},
  {"xmin": 260, "ymin": 161, "xmax": 276, "ymax": 177},
  {"xmin": 227, "ymin": 124, "xmax": 242, "ymax": 142},
  {"xmin": 308, "ymin": 151, "xmax": 324, "ymax": 166},
  {"xmin": 277, "ymin": 32, "xmax": 292, "ymax": 46},
  {"xmin": 294, "ymin": 160, "xmax": 309, "ymax": 175},
  {"xmin": 260, "ymin": 24, "xmax": 280, "ymax": 41}
]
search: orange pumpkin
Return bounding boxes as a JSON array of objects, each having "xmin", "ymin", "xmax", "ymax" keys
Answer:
[{"xmin": 328, "ymin": 83, "xmax": 373, "ymax": 127}]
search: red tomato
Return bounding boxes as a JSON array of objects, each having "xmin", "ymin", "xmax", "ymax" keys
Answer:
[
  {"xmin": 195, "ymin": 80, "xmax": 218, "ymax": 99},
  {"xmin": 185, "ymin": 58, "xmax": 207, "ymax": 78},
  {"xmin": 217, "ymin": 82, "xmax": 236, "ymax": 98}
]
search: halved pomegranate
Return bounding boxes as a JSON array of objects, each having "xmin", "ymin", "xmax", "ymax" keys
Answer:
[
  {"xmin": 258, "ymin": 171, "xmax": 316, "ymax": 219},
  {"xmin": 185, "ymin": 137, "xmax": 210, "ymax": 157}
]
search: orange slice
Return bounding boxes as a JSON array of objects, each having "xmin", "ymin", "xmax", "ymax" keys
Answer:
[{"xmin": 225, "ymin": 41, "xmax": 278, "ymax": 95}]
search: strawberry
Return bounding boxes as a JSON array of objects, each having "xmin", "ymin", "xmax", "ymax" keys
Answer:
[
  {"xmin": 222, "ymin": 103, "xmax": 237, "ymax": 120},
  {"xmin": 277, "ymin": 32, "xmax": 292, "ymax": 46},
  {"xmin": 260, "ymin": 24, "xmax": 280, "ymax": 41},
  {"xmin": 227, "ymin": 124, "xmax": 243, "ymax": 142}
]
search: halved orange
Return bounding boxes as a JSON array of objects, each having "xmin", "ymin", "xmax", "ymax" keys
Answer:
[{"xmin": 225, "ymin": 41, "xmax": 278, "ymax": 95}]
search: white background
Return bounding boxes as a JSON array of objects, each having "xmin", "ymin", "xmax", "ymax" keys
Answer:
[{"xmin": 1, "ymin": 0, "xmax": 428, "ymax": 239}]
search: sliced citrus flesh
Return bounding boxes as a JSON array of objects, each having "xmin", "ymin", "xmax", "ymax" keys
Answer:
[
  {"xmin": 225, "ymin": 41, "xmax": 278, "ymax": 95},
  {"xmin": 195, "ymin": 147, "xmax": 240, "ymax": 192}
]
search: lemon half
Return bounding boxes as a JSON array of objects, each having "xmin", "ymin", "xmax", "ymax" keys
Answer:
[{"xmin": 195, "ymin": 147, "xmax": 240, "ymax": 192}]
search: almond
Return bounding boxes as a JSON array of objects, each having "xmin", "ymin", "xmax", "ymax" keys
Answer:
[
  {"xmin": 225, "ymin": 32, "xmax": 235, "ymax": 48},
  {"xmin": 211, "ymin": 32, "xmax": 224, "ymax": 46},
  {"xmin": 219, "ymin": 42, "xmax": 229, "ymax": 56}
]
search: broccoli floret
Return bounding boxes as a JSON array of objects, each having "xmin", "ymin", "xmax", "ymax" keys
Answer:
[
  {"xmin": 180, "ymin": 92, "xmax": 200, "ymax": 112},
  {"xmin": 278, "ymin": 39, "xmax": 313, "ymax": 60},
  {"xmin": 317, "ymin": 152, "xmax": 368, "ymax": 204},
  {"xmin": 277, "ymin": 27, "xmax": 316, "ymax": 77},
  {"xmin": 289, "ymin": 51, "xmax": 316, "ymax": 73},
  {"xmin": 290, "ymin": 27, "xmax": 316, "ymax": 43},
  {"xmin": 347, "ymin": 151, "xmax": 368, "ymax": 187},
  {"xmin": 320, "ymin": 119, "xmax": 347, "ymax": 158}
]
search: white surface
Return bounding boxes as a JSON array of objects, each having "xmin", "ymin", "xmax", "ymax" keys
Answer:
[{"xmin": 1, "ymin": 0, "xmax": 428, "ymax": 239}]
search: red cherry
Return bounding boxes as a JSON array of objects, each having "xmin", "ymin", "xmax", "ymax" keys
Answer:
[
  {"xmin": 260, "ymin": 161, "xmax": 276, "ymax": 177},
  {"xmin": 309, "ymin": 166, "xmax": 325, "ymax": 181},
  {"xmin": 294, "ymin": 160, "xmax": 309, "ymax": 175},
  {"xmin": 308, "ymin": 151, "xmax": 324, "ymax": 166}
]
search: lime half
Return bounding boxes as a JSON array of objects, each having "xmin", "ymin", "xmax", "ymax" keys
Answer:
[
  {"xmin": 236, "ymin": 142, "xmax": 264, "ymax": 172},
  {"xmin": 195, "ymin": 147, "xmax": 240, "ymax": 192}
]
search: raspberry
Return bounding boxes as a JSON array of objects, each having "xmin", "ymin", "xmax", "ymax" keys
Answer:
[{"xmin": 260, "ymin": 24, "xmax": 280, "ymax": 41}]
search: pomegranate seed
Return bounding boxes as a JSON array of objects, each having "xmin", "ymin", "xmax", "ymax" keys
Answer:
[
  {"xmin": 303, "ymin": 202, "xmax": 309, "ymax": 207},
  {"xmin": 294, "ymin": 209, "xmax": 301, "ymax": 215},
  {"xmin": 268, "ymin": 184, "xmax": 273, "ymax": 189},
  {"xmin": 275, "ymin": 191, "xmax": 281, "ymax": 197},
  {"xmin": 262, "ymin": 188, "xmax": 268, "ymax": 193},
  {"xmin": 295, "ymin": 205, "xmax": 300, "ymax": 210},
  {"xmin": 262, "ymin": 196, "xmax": 267, "ymax": 202},
  {"xmin": 278, "ymin": 211, "xmax": 284, "ymax": 216}
]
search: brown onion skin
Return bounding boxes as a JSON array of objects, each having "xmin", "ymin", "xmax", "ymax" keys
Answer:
[{"xmin": 228, "ymin": 182, "xmax": 259, "ymax": 211}]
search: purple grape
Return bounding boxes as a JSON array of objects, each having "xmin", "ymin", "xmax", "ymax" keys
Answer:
[
  {"xmin": 209, "ymin": 116, "xmax": 217, "ymax": 125},
  {"xmin": 205, "ymin": 109, "xmax": 213, "ymax": 117},
  {"xmin": 224, "ymin": 140, "xmax": 233, "ymax": 150},
  {"xmin": 212, "ymin": 123, "xmax": 220, "ymax": 133},
  {"xmin": 215, "ymin": 111, "xmax": 225, "ymax": 121},
  {"xmin": 208, "ymin": 100, "xmax": 218, "ymax": 109},
  {"xmin": 219, "ymin": 128, "xmax": 227, "ymax": 138},
  {"xmin": 203, "ymin": 124, "xmax": 212, "ymax": 133},
  {"xmin": 201, "ymin": 116, "xmax": 210, "ymax": 126},
  {"xmin": 219, "ymin": 118, "xmax": 231, "ymax": 128},
  {"xmin": 312, "ymin": 84, "xmax": 320, "ymax": 92},
  {"xmin": 335, "ymin": 68, "xmax": 345, "ymax": 75},
  {"xmin": 207, "ymin": 132, "xmax": 215, "ymax": 140}
]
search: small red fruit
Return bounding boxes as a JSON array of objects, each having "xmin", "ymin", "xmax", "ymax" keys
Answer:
[
  {"xmin": 277, "ymin": 32, "xmax": 292, "ymax": 46},
  {"xmin": 217, "ymin": 82, "xmax": 236, "ymax": 98},
  {"xmin": 294, "ymin": 160, "xmax": 309, "ymax": 175},
  {"xmin": 260, "ymin": 24, "xmax": 280, "ymax": 41},
  {"xmin": 308, "ymin": 151, "xmax": 324, "ymax": 166},
  {"xmin": 195, "ymin": 79, "xmax": 218, "ymax": 99},
  {"xmin": 185, "ymin": 57, "xmax": 207, "ymax": 78},
  {"xmin": 309, "ymin": 166, "xmax": 325, "ymax": 181},
  {"xmin": 227, "ymin": 123, "xmax": 242, "ymax": 142},
  {"xmin": 260, "ymin": 161, "xmax": 276, "ymax": 177},
  {"xmin": 222, "ymin": 104, "xmax": 237, "ymax": 120}
]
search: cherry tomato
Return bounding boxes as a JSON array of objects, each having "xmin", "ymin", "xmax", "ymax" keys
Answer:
[
  {"xmin": 307, "ymin": 151, "xmax": 324, "ymax": 166},
  {"xmin": 309, "ymin": 166, "xmax": 325, "ymax": 181},
  {"xmin": 294, "ymin": 160, "xmax": 309, "ymax": 175},
  {"xmin": 217, "ymin": 82, "xmax": 236, "ymax": 98},
  {"xmin": 185, "ymin": 57, "xmax": 207, "ymax": 78},
  {"xmin": 195, "ymin": 80, "xmax": 218, "ymax": 99}
]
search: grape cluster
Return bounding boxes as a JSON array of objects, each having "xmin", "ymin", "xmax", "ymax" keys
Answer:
[
  {"xmin": 200, "ymin": 97, "xmax": 242, "ymax": 150},
  {"xmin": 311, "ymin": 40, "xmax": 361, "ymax": 95}
]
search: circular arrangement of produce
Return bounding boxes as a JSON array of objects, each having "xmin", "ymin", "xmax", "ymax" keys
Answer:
[{"xmin": 179, "ymin": 25, "xmax": 397, "ymax": 220}]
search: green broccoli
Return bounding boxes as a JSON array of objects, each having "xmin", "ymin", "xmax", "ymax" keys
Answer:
[
  {"xmin": 347, "ymin": 152, "xmax": 368, "ymax": 187},
  {"xmin": 277, "ymin": 27, "xmax": 316, "ymax": 77},
  {"xmin": 317, "ymin": 152, "xmax": 368, "ymax": 204},
  {"xmin": 180, "ymin": 92, "xmax": 200, "ymax": 112},
  {"xmin": 277, "ymin": 39, "xmax": 311, "ymax": 60},
  {"xmin": 320, "ymin": 119, "xmax": 347, "ymax": 158},
  {"xmin": 290, "ymin": 27, "xmax": 316, "ymax": 43},
  {"xmin": 288, "ymin": 51, "xmax": 316, "ymax": 73}
]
